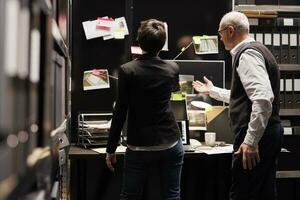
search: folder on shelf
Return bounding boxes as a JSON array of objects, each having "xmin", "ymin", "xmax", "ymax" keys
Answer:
[
  {"xmin": 298, "ymin": 28, "xmax": 300, "ymax": 65},
  {"xmin": 255, "ymin": 33, "xmax": 263, "ymax": 44},
  {"xmin": 293, "ymin": 78, "xmax": 300, "ymax": 108},
  {"xmin": 261, "ymin": 19, "xmax": 275, "ymax": 52},
  {"xmin": 294, "ymin": 78, "xmax": 300, "ymax": 92},
  {"xmin": 293, "ymin": 93, "xmax": 300, "ymax": 109},
  {"xmin": 289, "ymin": 31, "xmax": 298, "ymax": 64},
  {"xmin": 285, "ymin": 78, "xmax": 293, "ymax": 92},
  {"xmin": 280, "ymin": 78, "xmax": 285, "ymax": 108},
  {"xmin": 281, "ymin": 32, "xmax": 289, "ymax": 64},
  {"xmin": 264, "ymin": 33, "xmax": 272, "ymax": 52},
  {"xmin": 273, "ymin": 33, "xmax": 281, "ymax": 63},
  {"xmin": 284, "ymin": 74, "xmax": 293, "ymax": 109},
  {"xmin": 280, "ymin": 93, "xmax": 285, "ymax": 109},
  {"xmin": 284, "ymin": 93, "xmax": 294, "ymax": 109},
  {"xmin": 294, "ymin": 127, "xmax": 300, "ymax": 135}
]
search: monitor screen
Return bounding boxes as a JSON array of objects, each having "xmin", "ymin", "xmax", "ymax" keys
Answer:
[
  {"xmin": 170, "ymin": 100, "xmax": 188, "ymax": 121},
  {"xmin": 170, "ymin": 100, "xmax": 190, "ymax": 144}
]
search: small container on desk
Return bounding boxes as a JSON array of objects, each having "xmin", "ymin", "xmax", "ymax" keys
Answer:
[{"xmin": 77, "ymin": 113, "xmax": 112, "ymax": 148}]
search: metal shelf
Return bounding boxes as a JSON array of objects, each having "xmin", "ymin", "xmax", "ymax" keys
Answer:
[
  {"xmin": 280, "ymin": 109, "xmax": 300, "ymax": 116},
  {"xmin": 234, "ymin": 5, "xmax": 300, "ymax": 13},
  {"xmin": 279, "ymin": 64, "xmax": 300, "ymax": 71},
  {"xmin": 276, "ymin": 170, "xmax": 300, "ymax": 178}
]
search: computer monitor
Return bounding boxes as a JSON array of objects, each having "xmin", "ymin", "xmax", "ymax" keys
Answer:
[
  {"xmin": 170, "ymin": 100, "xmax": 190, "ymax": 145},
  {"xmin": 169, "ymin": 60, "xmax": 225, "ymax": 106}
]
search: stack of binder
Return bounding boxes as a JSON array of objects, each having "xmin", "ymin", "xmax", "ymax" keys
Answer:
[
  {"xmin": 77, "ymin": 113, "xmax": 112, "ymax": 148},
  {"xmin": 248, "ymin": 15, "xmax": 300, "ymax": 138},
  {"xmin": 280, "ymin": 70, "xmax": 300, "ymax": 109},
  {"xmin": 249, "ymin": 17, "xmax": 300, "ymax": 65}
]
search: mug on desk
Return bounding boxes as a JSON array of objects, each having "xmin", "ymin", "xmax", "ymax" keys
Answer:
[{"xmin": 205, "ymin": 132, "xmax": 216, "ymax": 146}]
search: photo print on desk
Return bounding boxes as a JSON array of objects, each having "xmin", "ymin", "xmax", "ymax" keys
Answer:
[
  {"xmin": 186, "ymin": 94, "xmax": 208, "ymax": 130},
  {"xmin": 83, "ymin": 69, "xmax": 110, "ymax": 90}
]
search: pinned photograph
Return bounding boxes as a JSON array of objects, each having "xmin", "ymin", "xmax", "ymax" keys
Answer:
[
  {"xmin": 193, "ymin": 35, "xmax": 218, "ymax": 54},
  {"xmin": 83, "ymin": 69, "xmax": 110, "ymax": 90},
  {"xmin": 179, "ymin": 74, "xmax": 194, "ymax": 94},
  {"xmin": 82, "ymin": 20, "xmax": 111, "ymax": 40}
]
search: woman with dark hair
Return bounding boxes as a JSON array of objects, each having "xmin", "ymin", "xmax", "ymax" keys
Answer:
[{"xmin": 106, "ymin": 19, "xmax": 184, "ymax": 200}]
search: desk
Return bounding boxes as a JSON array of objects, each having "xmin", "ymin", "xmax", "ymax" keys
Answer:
[
  {"xmin": 69, "ymin": 146, "xmax": 300, "ymax": 200},
  {"xmin": 69, "ymin": 146, "xmax": 232, "ymax": 200}
]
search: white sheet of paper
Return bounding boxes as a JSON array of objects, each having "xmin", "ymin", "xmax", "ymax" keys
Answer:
[
  {"xmin": 103, "ymin": 34, "xmax": 114, "ymax": 40},
  {"xmin": 199, "ymin": 145, "xmax": 233, "ymax": 155},
  {"xmin": 162, "ymin": 22, "xmax": 168, "ymax": 51},
  {"xmin": 103, "ymin": 17, "xmax": 128, "ymax": 40},
  {"xmin": 114, "ymin": 17, "xmax": 129, "ymax": 35},
  {"xmin": 92, "ymin": 145, "xmax": 127, "ymax": 154},
  {"xmin": 82, "ymin": 20, "xmax": 110, "ymax": 40}
]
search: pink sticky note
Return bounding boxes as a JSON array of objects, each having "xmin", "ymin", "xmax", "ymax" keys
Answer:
[
  {"xmin": 131, "ymin": 46, "xmax": 143, "ymax": 55},
  {"xmin": 96, "ymin": 17, "xmax": 114, "ymax": 30}
]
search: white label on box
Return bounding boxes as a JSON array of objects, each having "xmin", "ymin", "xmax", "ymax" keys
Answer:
[
  {"xmin": 283, "ymin": 127, "xmax": 293, "ymax": 135},
  {"xmin": 282, "ymin": 34, "xmax": 289, "ymax": 45},
  {"xmin": 280, "ymin": 79, "xmax": 284, "ymax": 91},
  {"xmin": 273, "ymin": 34, "xmax": 280, "ymax": 46},
  {"xmin": 286, "ymin": 79, "xmax": 293, "ymax": 91},
  {"xmin": 290, "ymin": 34, "xmax": 297, "ymax": 46},
  {"xmin": 283, "ymin": 18, "xmax": 293, "ymax": 26},
  {"xmin": 294, "ymin": 79, "xmax": 300, "ymax": 91},
  {"xmin": 256, "ymin": 33, "xmax": 263, "ymax": 43},
  {"xmin": 264, "ymin": 33, "xmax": 272, "ymax": 45}
]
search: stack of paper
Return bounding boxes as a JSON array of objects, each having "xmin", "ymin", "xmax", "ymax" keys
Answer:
[{"xmin": 82, "ymin": 16, "xmax": 129, "ymax": 40}]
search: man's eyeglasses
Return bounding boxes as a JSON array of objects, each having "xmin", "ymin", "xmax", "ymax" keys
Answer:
[{"xmin": 218, "ymin": 26, "xmax": 230, "ymax": 36}]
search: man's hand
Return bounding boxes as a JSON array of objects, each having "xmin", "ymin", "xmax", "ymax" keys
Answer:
[
  {"xmin": 106, "ymin": 153, "xmax": 117, "ymax": 172},
  {"xmin": 234, "ymin": 143, "xmax": 260, "ymax": 170},
  {"xmin": 192, "ymin": 76, "xmax": 214, "ymax": 94}
]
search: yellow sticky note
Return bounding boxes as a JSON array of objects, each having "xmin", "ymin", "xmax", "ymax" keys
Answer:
[
  {"xmin": 193, "ymin": 36, "xmax": 201, "ymax": 44},
  {"xmin": 171, "ymin": 92, "xmax": 186, "ymax": 101},
  {"xmin": 114, "ymin": 29, "xmax": 125, "ymax": 39}
]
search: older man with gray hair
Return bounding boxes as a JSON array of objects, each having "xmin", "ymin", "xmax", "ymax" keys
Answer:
[{"xmin": 193, "ymin": 11, "xmax": 283, "ymax": 199}]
